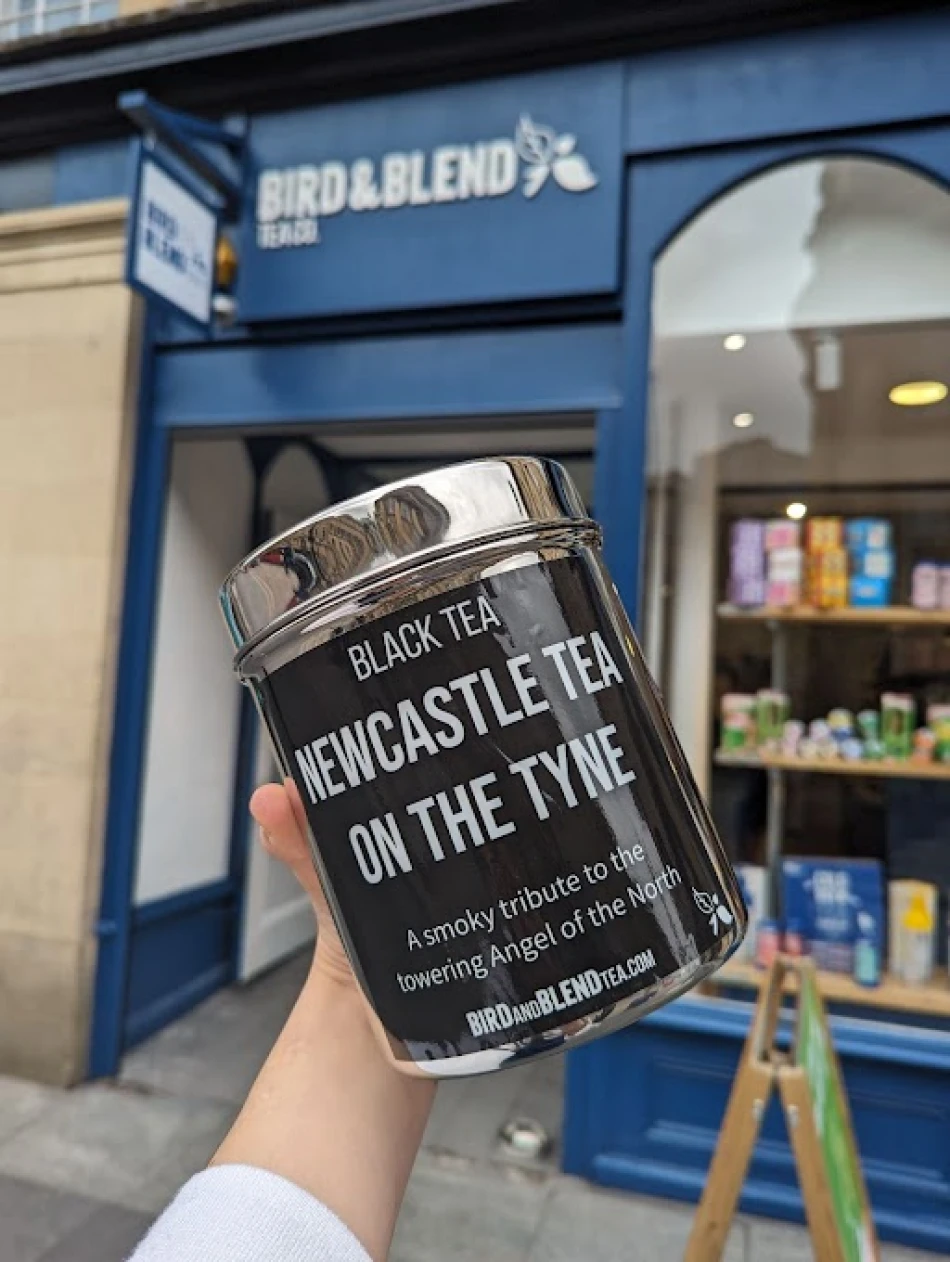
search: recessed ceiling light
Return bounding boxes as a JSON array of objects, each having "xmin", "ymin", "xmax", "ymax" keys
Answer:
[
  {"xmin": 732, "ymin": 412, "xmax": 755, "ymax": 429},
  {"xmin": 723, "ymin": 334, "xmax": 747, "ymax": 352},
  {"xmin": 889, "ymin": 380, "xmax": 948, "ymax": 407},
  {"xmin": 786, "ymin": 502, "xmax": 808, "ymax": 521}
]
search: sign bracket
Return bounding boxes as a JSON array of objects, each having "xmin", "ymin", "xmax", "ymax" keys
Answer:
[{"xmin": 119, "ymin": 90, "xmax": 245, "ymax": 216}]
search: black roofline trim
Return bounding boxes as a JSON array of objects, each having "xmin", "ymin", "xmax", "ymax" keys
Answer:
[
  {"xmin": 0, "ymin": 1, "xmax": 940, "ymax": 160},
  {"xmin": 0, "ymin": 0, "xmax": 510, "ymax": 95}
]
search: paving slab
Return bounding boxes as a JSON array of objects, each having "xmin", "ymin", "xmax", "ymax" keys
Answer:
[
  {"xmin": 0, "ymin": 1077, "xmax": 57, "ymax": 1149},
  {"xmin": 37, "ymin": 1204, "xmax": 154, "ymax": 1262},
  {"xmin": 121, "ymin": 1098, "xmax": 238, "ymax": 1215},
  {"xmin": 119, "ymin": 953, "xmax": 308, "ymax": 1106},
  {"xmin": 0, "ymin": 1083, "xmax": 234, "ymax": 1210},
  {"xmin": 0, "ymin": 1174, "xmax": 98, "ymax": 1262},
  {"xmin": 526, "ymin": 1174, "xmax": 747, "ymax": 1262},
  {"xmin": 394, "ymin": 1153, "xmax": 549, "ymax": 1262}
]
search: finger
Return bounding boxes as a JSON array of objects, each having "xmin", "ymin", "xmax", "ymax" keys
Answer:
[
  {"xmin": 250, "ymin": 781, "xmax": 306, "ymax": 857},
  {"xmin": 250, "ymin": 782, "xmax": 324, "ymax": 905}
]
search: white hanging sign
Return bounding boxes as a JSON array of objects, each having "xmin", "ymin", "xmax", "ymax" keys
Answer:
[{"xmin": 128, "ymin": 152, "xmax": 218, "ymax": 327}]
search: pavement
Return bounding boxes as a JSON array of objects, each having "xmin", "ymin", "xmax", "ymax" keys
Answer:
[{"xmin": 0, "ymin": 951, "xmax": 934, "ymax": 1261}]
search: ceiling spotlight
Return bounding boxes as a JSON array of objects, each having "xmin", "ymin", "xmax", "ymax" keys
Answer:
[
  {"xmin": 723, "ymin": 334, "xmax": 747, "ymax": 352},
  {"xmin": 889, "ymin": 380, "xmax": 948, "ymax": 407},
  {"xmin": 732, "ymin": 412, "xmax": 755, "ymax": 429},
  {"xmin": 786, "ymin": 502, "xmax": 808, "ymax": 521}
]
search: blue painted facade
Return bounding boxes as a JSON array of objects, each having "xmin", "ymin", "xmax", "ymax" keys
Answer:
[{"xmin": 28, "ymin": 6, "xmax": 947, "ymax": 1249}]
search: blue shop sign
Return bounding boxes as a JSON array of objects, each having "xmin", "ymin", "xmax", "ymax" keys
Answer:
[{"xmin": 237, "ymin": 64, "xmax": 624, "ymax": 322}]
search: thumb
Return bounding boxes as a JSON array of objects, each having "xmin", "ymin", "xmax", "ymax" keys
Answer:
[{"xmin": 250, "ymin": 780, "xmax": 325, "ymax": 911}]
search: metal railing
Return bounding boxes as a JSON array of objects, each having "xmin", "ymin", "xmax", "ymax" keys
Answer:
[{"xmin": 0, "ymin": 0, "xmax": 119, "ymax": 42}]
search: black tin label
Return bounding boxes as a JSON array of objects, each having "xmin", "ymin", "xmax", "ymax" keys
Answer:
[{"xmin": 261, "ymin": 556, "xmax": 741, "ymax": 1061}]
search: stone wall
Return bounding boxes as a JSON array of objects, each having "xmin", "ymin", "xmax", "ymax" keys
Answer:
[{"xmin": 0, "ymin": 199, "xmax": 137, "ymax": 1084}]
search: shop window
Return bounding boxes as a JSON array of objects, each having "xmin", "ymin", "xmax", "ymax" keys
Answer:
[{"xmin": 643, "ymin": 157, "xmax": 950, "ymax": 1014}]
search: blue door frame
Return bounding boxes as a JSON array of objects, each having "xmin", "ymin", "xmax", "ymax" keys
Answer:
[{"xmin": 88, "ymin": 316, "xmax": 628, "ymax": 1079}]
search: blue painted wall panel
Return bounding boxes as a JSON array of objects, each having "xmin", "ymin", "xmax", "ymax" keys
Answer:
[
  {"xmin": 54, "ymin": 140, "xmax": 130, "ymax": 206},
  {"xmin": 124, "ymin": 882, "xmax": 236, "ymax": 1048},
  {"xmin": 565, "ymin": 1001, "xmax": 950, "ymax": 1253},
  {"xmin": 153, "ymin": 323, "xmax": 622, "ymax": 428},
  {"xmin": 238, "ymin": 63, "xmax": 625, "ymax": 322},
  {"xmin": 624, "ymin": 13, "xmax": 950, "ymax": 156}
]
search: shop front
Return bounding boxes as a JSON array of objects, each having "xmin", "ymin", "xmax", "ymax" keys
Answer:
[{"xmin": 78, "ymin": 7, "xmax": 950, "ymax": 1253}]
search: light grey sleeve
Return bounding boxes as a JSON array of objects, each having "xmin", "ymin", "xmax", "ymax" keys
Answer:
[{"xmin": 129, "ymin": 1164, "xmax": 372, "ymax": 1262}]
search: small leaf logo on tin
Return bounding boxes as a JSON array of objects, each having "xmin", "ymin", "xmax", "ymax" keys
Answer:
[
  {"xmin": 693, "ymin": 888, "xmax": 735, "ymax": 935},
  {"xmin": 515, "ymin": 115, "xmax": 599, "ymax": 200}
]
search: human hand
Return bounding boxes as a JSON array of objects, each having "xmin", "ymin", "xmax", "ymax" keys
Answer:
[
  {"xmin": 249, "ymin": 778, "xmax": 357, "ymax": 990},
  {"xmin": 214, "ymin": 779, "xmax": 434, "ymax": 1261}
]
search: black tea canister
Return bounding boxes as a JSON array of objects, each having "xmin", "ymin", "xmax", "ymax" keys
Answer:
[{"xmin": 220, "ymin": 457, "xmax": 746, "ymax": 1076}]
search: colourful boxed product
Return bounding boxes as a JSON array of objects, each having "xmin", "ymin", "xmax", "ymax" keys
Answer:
[
  {"xmin": 765, "ymin": 519, "xmax": 801, "ymax": 551},
  {"xmin": 782, "ymin": 858, "xmax": 884, "ymax": 974},
  {"xmin": 728, "ymin": 520, "xmax": 766, "ymax": 607},
  {"xmin": 730, "ymin": 520, "xmax": 765, "ymax": 571},
  {"xmin": 849, "ymin": 576, "xmax": 892, "ymax": 608},
  {"xmin": 827, "ymin": 708, "xmax": 854, "ymax": 744},
  {"xmin": 857, "ymin": 709, "xmax": 880, "ymax": 742},
  {"xmin": 766, "ymin": 543, "xmax": 803, "ymax": 606},
  {"xmin": 912, "ymin": 561, "xmax": 940, "ymax": 610},
  {"xmin": 729, "ymin": 576, "xmax": 766, "ymax": 607},
  {"xmin": 734, "ymin": 864, "xmax": 768, "ymax": 964},
  {"xmin": 721, "ymin": 694, "xmax": 756, "ymax": 751},
  {"xmin": 806, "ymin": 548, "xmax": 848, "ymax": 608},
  {"xmin": 806, "ymin": 516, "xmax": 844, "ymax": 553},
  {"xmin": 927, "ymin": 704, "xmax": 950, "ymax": 762},
  {"xmin": 846, "ymin": 518, "xmax": 892, "ymax": 553},
  {"xmin": 882, "ymin": 692, "xmax": 916, "ymax": 758},
  {"xmin": 863, "ymin": 738, "xmax": 886, "ymax": 761},
  {"xmin": 768, "ymin": 546, "xmax": 802, "ymax": 580},
  {"xmin": 782, "ymin": 718, "xmax": 804, "ymax": 756},
  {"xmin": 851, "ymin": 549, "xmax": 894, "ymax": 580},
  {"xmin": 766, "ymin": 545, "xmax": 803, "ymax": 606},
  {"xmin": 766, "ymin": 580, "xmax": 801, "ymax": 608},
  {"xmin": 912, "ymin": 727, "xmax": 936, "ymax": 764},
  {"xmin": 728, "ymin": 522, "xmax": 765, "ymax": 606},
  {"xmin": 888, "ymin": 880, "xmax": 938, "ymax": 984},
  {"xmin": 755, "ymin": 689, "xmax": 790, "ymax": 746}
]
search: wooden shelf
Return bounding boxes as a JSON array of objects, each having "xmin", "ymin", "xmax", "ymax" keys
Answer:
[
  {"xmin": 714, "ymin": 750, "xmax": 950, "ymax": 780},
  {"xmin": 712, "ymin": 959, "xmax": 950, "ymax": 1018},
  {"xmin": 718, "ymin": 604, "xmax": 950, "ymax": 626}
]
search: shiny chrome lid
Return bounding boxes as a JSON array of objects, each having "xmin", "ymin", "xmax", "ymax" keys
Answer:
[{"xmin": 220, "ymin": 456, "xmax": 595, "ymax": 657}]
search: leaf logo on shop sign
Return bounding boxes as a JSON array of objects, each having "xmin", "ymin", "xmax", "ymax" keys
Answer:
[{"xmin": 515, "ymin": 115, "xmax": 599, "ymax": 199}]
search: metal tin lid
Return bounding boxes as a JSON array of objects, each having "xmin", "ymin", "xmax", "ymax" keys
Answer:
[{"xmin": 220, "ymin": 456, "xmax": 594, "ymax": 656}]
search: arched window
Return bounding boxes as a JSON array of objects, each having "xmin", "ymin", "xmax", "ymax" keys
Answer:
[{"xmin": 643, "ymin": 158, "xmax": 950, "ymax": 979}]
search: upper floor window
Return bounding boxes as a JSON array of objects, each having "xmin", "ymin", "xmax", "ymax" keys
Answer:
[{"xmin": 0, "ymin": 0, "xmax": 118, "ymax": 42}]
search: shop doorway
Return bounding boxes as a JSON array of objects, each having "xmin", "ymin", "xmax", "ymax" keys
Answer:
[{"xmin": 126, "ymin": 416, "xmax": 594, "ymax": 1042}]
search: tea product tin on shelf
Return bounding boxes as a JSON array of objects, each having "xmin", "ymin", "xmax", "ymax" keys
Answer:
[{"xmin": 221, "ymin": 457, "xmax": 745, "ymax": 1076}]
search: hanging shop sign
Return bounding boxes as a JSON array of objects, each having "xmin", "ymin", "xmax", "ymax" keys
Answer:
[
  {"xmin": 237, "ymin": 63, "xmax": 625, "ymax": 321},
  {"xmin": 127, "ymin": 149, "xmax": 219, "ymax": 328},
  {"xmin": 121, "ymin": 92, "xmax": 245, "ymax": 331}
]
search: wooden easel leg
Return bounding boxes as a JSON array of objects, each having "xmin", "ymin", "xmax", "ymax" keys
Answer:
[{"xmin": 684, "ymin": 1055, "xmax": 774, "ymax": 1262}]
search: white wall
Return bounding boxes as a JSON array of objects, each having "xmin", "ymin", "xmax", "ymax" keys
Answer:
[
  {"xmin": 239, "ymin": 443, "xmax": 328, "ymax": 980},
  {"xmin": 134, "ymin": 439, "xmax": 254, "ymax": 905}
]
